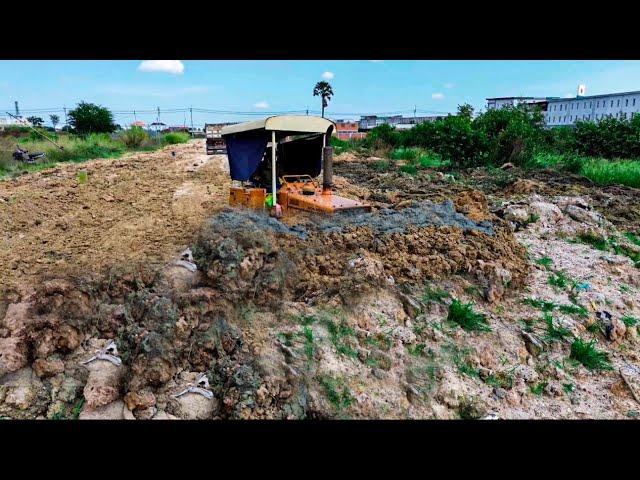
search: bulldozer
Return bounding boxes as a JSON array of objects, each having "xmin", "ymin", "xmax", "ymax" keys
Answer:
[{"xmin": 221, "ymin": 115, "xmax": 370, "ymax": 216}]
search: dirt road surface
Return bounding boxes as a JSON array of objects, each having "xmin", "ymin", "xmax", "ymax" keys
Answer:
[{"xmin": 0, "ymin": 140, "xmax": 230, "ymax": 297}]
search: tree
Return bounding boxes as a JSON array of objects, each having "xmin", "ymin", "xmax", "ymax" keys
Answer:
[
  {"xmin": 313, "ymin": 81, "xmax": 334, "ymax": 118},
  {"xmin": 50, "ymin": 114, "xmax": 60, "ymax": 130},
  {"xmin": 457, "ymin": 103, "xmax": 474, "ymax": 120},
  {"xmin": 68, "ymin": 101, "xmax": 116, "ymax": 135},
  {"xmin": 27, "ymin": 116, "xmax": 44, "ymax": 127}
]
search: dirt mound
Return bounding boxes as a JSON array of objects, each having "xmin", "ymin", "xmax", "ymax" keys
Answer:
[{"xmin": 193, "ymin": 204, "xmax": 527, "ymax": 307}]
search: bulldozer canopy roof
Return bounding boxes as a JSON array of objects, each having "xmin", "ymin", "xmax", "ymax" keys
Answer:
[{"xmin": 221, "ymin": 115, "xmax": 335, "ymax": 136}]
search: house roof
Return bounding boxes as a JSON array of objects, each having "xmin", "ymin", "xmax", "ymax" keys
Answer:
[{"xmin": 547, "ymin": 90, "xmax": 640, "ymax": 102}]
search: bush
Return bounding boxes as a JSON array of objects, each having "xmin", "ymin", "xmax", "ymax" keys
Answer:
[
  {"xmin": 120, "ymin": 126, "xmax": 149, "ymax": 148},
  {"xmin": 162, "ymin": 132, "xmax": 190, "ymax": 145}
]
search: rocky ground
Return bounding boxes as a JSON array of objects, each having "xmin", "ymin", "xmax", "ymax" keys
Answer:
[{"xmin": 1, "ymin": 144, "xmax": 640, "ymax": 419}]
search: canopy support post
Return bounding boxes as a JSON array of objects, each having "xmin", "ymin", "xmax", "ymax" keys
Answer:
[{"xmin": 271, "ymin": 130, "xmax": 277, "ymax": 206}]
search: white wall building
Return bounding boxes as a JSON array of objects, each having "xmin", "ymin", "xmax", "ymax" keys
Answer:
[
  {"xmin": 546, "ymin": 90, "xmax": 640, "ymax": 127},
  {"xmin": 0, "ymin": 116, "xmax": 32, "ymax": 127}
]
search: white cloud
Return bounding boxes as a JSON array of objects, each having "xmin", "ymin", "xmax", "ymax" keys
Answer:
[
  {"xmin": 432, "ymin": 93, "xmax": 445, "ymax": 100},
  {"xmin": 321, "ymin": 71, "xmax": 335, "ymax": 80},
  {"xmin": 370, "ymin": 60, "xmax": 384, "ymax": 63},
  {"xmin": 253, "ymin": 101, "xmax": 269, "ymax": 109},
  {"xmin": 138, "ymin": 60, "xmax": 184, "ymax": 75},
  {"xmin": 444, "ymin": 82, "xmax": 455, "ymax": 89}
]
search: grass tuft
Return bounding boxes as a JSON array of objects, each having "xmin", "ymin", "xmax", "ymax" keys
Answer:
[
  {"xmin": 447, "ymin": 299, "xmax": 491, "ymax": 332},
  {"xmin": 570, "ymin": 338, "xmax": 612, "ymax": 371}
]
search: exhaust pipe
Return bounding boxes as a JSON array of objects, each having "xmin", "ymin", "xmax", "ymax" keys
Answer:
[{"xmin": 322, "ymin": 146, "xmax": 333, "ymax": 195}]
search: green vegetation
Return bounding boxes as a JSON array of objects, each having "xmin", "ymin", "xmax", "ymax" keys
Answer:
[
  {"xmin": 536, "ymin": 256, "xmax": 553, "ymax": 269},
  {"xmin": 558, "ymin": 303, "xmax": 588, "ymax": 318},
  {"xmin": 162, "ymin": 132, "xmax": 191, "ymax": 145},
  {"xmin": 530, "ymin": 382, "xmax": 548, "ymax": 396},
  {"xmin": 360, "ymin": 104, "xmax": 640, "ymax": 187},
  {"xmin": 447, "ymin": 299, "xmax": 491, "ymax": 332},
  {"xmin": 302, "ymin": 326, "xmax": 315, "ymax": 361},
  {"xmin": 570, "ymin": 338, "xmax": 613, "ymax": 371},
  {"xmin": 548, "ymin": 270, "xmax": 570, "ymax": 290},
  {"xmin": 407, "ymin": 343, "xmax": 426, "ymax": 357},
  {"xmin": 318, "ymin": 375, "xmax": 354, "ymax": 411},
  {"xmin": 543, "ymin": 313, "xmax": 572, "ymax": 342},
  {"xmin": 524, "ymin": 297, "xmax": 557, "ymax": 312},
  {"xmin": 322, "ymin": 314, "xmax": 358, "ymax": 358},
  {"xmin": 621, "ymin": 315, "xmax": 639, "ymax": 327},
  {"xmin": 423, "ymin": 284, "xmax": 450, "ymax": 303},
  {"xmin": 1, "ymin": 123, "xmax": 189, "ymax": 180},
  {"xmin": 68, "ymin": 101, "xmax": 116, "ymax": 135}
]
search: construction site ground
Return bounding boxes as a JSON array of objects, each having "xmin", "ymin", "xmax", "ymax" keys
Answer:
[{"xmin": 2, "ymin": 140, "xmax": 640, "ymax": 420}]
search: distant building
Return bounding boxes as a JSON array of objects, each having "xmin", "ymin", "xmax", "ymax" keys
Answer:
[
  {"xmin": 333, "ymin": 119, "xmax": 366, "ymax": 140},
  {"xmin": 546, "ymin": 90, "xmax": 640, "ymax": 127},
  {"xmin": 358, "ymin": 114, "xmax": 446, "ymax": 131},
  {"xmin": 487, "ymin": 97, "xmax": 546, "ymax": 110}
]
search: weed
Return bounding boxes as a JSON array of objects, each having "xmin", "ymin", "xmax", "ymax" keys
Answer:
[
  {"xmin": 318, "ymin": 375, "xmax": 354, "ymax": 410},
  {"xmin": 457, "ymin": 396, "xmax": 484, "ymax": 420},
  {"xmin": 322, "ymin": 315, "xmax": 358, "ymax": 358},
  {"xmin": 562, "ymin": 383, "xmax": 575, "ymax": 394},
  {"xmin": 71, "ymin": 398, "xmax": 85, "ymax": 419},
  {"xmin": 407, "ymin": 343, "xmax": 426, "ymax": 357},
  {"xmin": 621, "ymin": 315, "xmax": 639, "ymax": 327},
  {"xmin": 277, "ymin": 331, "xmax": 294, "ymax": 347},
  {"xmin": 423, "ymin": 284, "xmax": 450, "ymax": 303},
  {"xmin": 536, "ymin": 256, "xmax": 553, "ymax": 269},
  {"xmin": 447, "ymin": 299, "xmax": 491, "ymax": 332},
  {"xmin": 301, "ymin": 326, "xmax": 315, "ymax": 361},
  {"xmin": 373, "ymin": 160, "xmax": 390, "ymax": 171},
  {"xmin": 558, "ymin": 303, "xmax": 589, "ymax": 317},
  {"xmin": 575, "ymin": 232, "xmax": 608, "ymax": 251},
  {"xmin": 543, "ymin": 313, "xmax": 572, "ymax": 342},
  {"xmin": 523, "ymin": 213, "xmax": 540, "ymax": 226},
  {"xmin": 548, "ymin": 271, "xmax": 570, "ymax": 290},
  {"xmin": 581, "ymin": 158, "xmax": 640, "ymax": 189},
  {"xmin": 620, "ymin": 284, "xmax": 631, "ymax": 294},
  {"xmin": 399, "ymin": 164, "xmax": 418, "ymax": 175},
  {"xmin": 524, "ymin": 297, "xmax": 557, "ymax": 312},
  {"xmin": 530, "ymin": 382, "xmax": 548, "ymax": 396},
  {"xmin": 570, "ymin": 338, "xmax": 613, "ymax": 371},
  {"xmin": 624, "ymin": 232, "xmax": 640, "ymax": 247}
]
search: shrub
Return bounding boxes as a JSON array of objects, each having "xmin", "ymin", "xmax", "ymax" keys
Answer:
[
  {"xmin": 162, "ymin": 132, "xmax": 190, "ymax": 145},
  {"xmin": 120, "ymin": 126, "xmax": 149, "ymax": 148}
]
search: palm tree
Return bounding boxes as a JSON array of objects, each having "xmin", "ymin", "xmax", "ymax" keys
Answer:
[
  {"xmin": 50, "ymin": 114, "xmax": 60, "ymax": 131},
  {"xmin": 313, "ymin": 81, "xmax": 334, "ymax": 118}
]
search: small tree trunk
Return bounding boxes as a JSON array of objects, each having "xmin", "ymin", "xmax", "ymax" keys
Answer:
[{"xmin": 321, "ymin": 97, "xmax": 325, "ymax": 118}]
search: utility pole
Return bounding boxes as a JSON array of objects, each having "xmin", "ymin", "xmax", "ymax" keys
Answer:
[
  {"xmin": 133, "ymin": 110, "xmax": 137, "ymax": 122},
  {"xmin": 414, "ymin": 105, "xmax": 416, "ymax": 123},
  {"xmin": 306, "ymin": 107, "xmax": 309, "ymax": 115},
  {"xmin": 14, "ymin": 101, "xmax": 19, "ymax": 117},
  {"xmin": 190, "ymin": 106, "xmax": 194, "ymax": 137},
  {"xmin": 63, "ymin": 106, "xmax": 67, "ymax": 127},
  {"xmin": 157, "ymin": 106, "xmax": 160, "ymax": 138}
]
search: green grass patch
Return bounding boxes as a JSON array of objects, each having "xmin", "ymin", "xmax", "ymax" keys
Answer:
[
  {"xmin": 447, "ymin": 300, "xmax": 491, "ymax": 332},
  {"xmin": 581, "ymin": 158, "xmax": 640, "ymax": 188},
  {"xmin": 543, "ymin": 313, "xmax": 573, "ymax": 342},
  {"xmin": 318, "ymin": 375, "xmax": 354, "ymax": 410},
  {"xmin": 536, "ymin": 256, "xmax": 553, "ymax": 269},
  {"xmin": 162, "ymin": 132, "xmax": 190, "ymax": 145},
  {"xmin": 301, "ymin": 326, "xmax": 315, "ymax": 361},
  {"xmin": 570, "ymin": 338, "xmax": 613, "ymax": 371},
  {"xmin": 548, "ymin": 270, "xmax": 570, "ymax": 290},
  {"xmin": 322, "ymin": 315, "xmax": 358, "ymax": 358},
  {"xmin": 399, "ymin": 164, "xmax": 418, "ymax": 175},
  {"xmin": 530, "ymin": 382, "xmax": 548, "ymax": 396},
  {"xmin": 621, "ymin": 315, "xmax": 639, "ymax": 327},
  {"xmin": 407, "ymin": 343, "xmax": 426, "ymax": 357},
  {"xmin": 523, "ymin": 297, "xmax": 557, "ymax": 312},
  {"xmin": 423, "ymin": 284, "xmax": 450, "ymax": 303},
  {"xmin": 558, "ymin": 303, "xmax": 589, "ymax": 317}
]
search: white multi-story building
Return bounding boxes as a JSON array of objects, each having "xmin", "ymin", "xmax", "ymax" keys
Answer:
[{"xmin": 546, "ymin": 90, "xmax": 640, "ymax": 127}]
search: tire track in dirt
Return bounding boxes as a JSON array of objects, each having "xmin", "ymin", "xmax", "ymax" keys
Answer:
[{"xmin": 0, "ymin": 140, "xmax": 230, "ymax": 298}]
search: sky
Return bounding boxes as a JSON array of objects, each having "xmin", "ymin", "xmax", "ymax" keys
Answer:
[{"xmin": 2, "ymin": 60, "xmax": 640, "ymax": 127}]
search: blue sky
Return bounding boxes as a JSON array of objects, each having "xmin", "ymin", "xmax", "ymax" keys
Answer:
[{"xmin": 2, "ymin": 60, "xmax": 640, "ymax": 126}]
